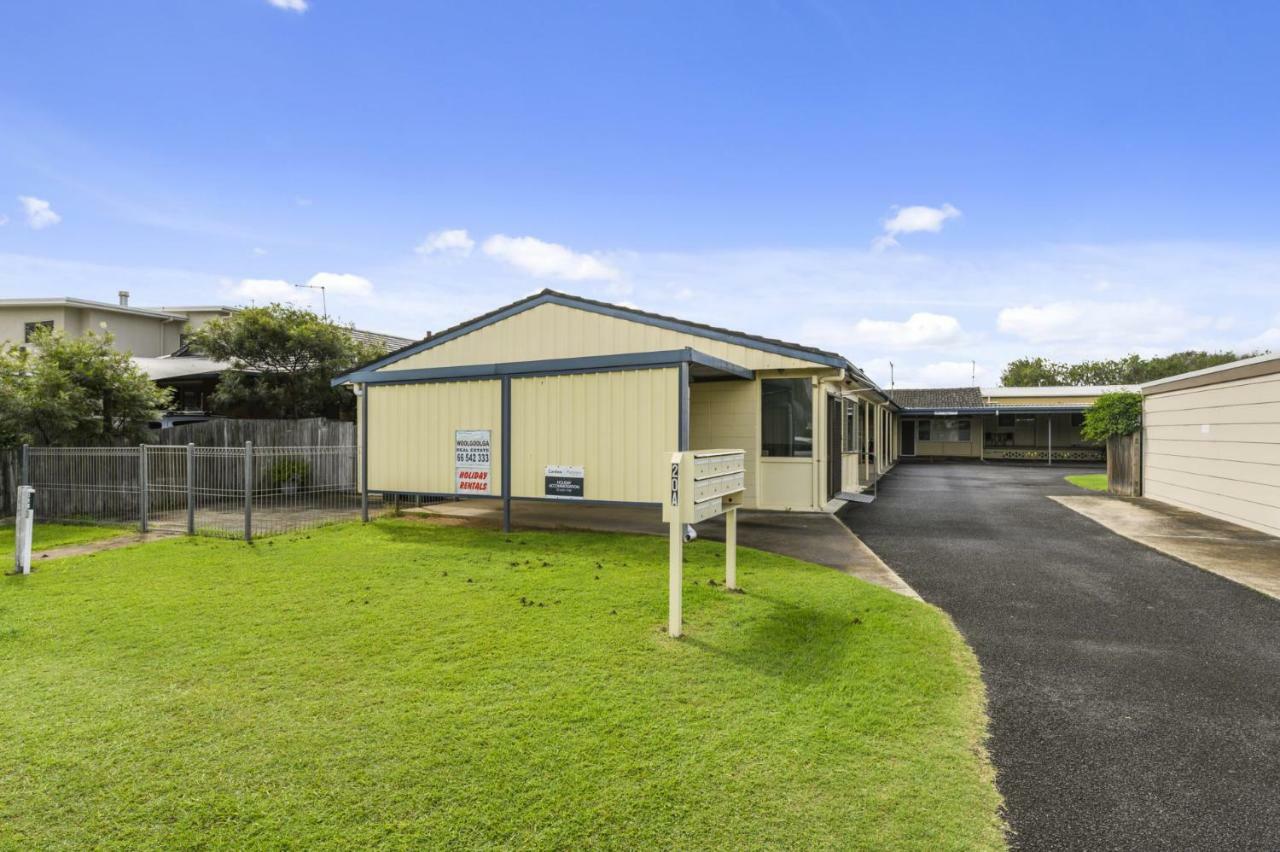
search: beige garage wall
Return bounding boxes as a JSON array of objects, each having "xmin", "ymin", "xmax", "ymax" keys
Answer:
[
  {"xmin": 511, "ymin": 367, "xmax": 677, "ymax": 503},
  {"xmin": 1144, "ymin": 370, "xmax": 1280, "ymax": 536},
  {"xmin": 366, "ymin": 380, "xmax": 503, "ymax": 494}
]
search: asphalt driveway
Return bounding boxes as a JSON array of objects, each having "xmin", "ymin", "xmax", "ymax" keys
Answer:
[{"xmin": 839, "ymin": 462, "xmax": 1280, "ymax": 851}]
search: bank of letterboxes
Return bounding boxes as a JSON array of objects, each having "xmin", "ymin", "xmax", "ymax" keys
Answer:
[{"xmin": 663, "ymin": 449, "xmax": 746, "ymax": 524}]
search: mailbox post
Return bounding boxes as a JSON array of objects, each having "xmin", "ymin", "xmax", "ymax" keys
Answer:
[
  {"xmin": 663, "ymin": 449, "xmax": 746, "ymax": 638},
  {"xmin": 13, "ymin": 485, "xmax": 34, "ymax": 575}
]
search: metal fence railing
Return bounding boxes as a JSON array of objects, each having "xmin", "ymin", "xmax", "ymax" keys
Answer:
[{"xmin": 18, "ymin": 443, "xmax": 411, "ymax": 540}]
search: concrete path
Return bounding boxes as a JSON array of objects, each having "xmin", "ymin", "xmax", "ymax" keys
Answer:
[
  {"xmin": 838, "ymin": 463, "xmax": 1280, "ymax": 851},
  {"xmin": 408, "ymin": 499, "xmax": 919, "ymax": 599},
  {"xmin": 1054, "ymin": 494, "xmax": 1280, "ymax": 600}
]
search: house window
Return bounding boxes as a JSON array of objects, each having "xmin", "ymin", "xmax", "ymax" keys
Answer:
[
  {"xmin": 918, "ymin": 419, "xmax": 931, "ymax": 441},
  {"xmin": 924, "ymin": 418, "xmax": 970, "ymax": 442},
  {"xmin": 843, "ymin": 399, "xmax": 858, "ymax": 452},
  {"xmin": 761, "ymin": 378, "xmax": 812, "ymax": 457},
  {"xmin": 1070, "ymin": 412, "xmax": 1085, "ymax": 428},
  {"xmin": 997, "ymin": 412, "xmax": 1015, "ymax": 428},
  {"xmin": 23, "ymin": 320, "xmax": 54, "ymax": 342}
]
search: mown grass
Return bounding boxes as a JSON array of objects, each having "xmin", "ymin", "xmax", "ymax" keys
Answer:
[
  {"xmin": 0, "ymin": 519, "xmax": 1004, "ymax": 850},
  {"xmin": 1065, "ymin": 473, "xmax": 1108, "ymax": 492},
  {"xmin": 0, "ymin": 522, "xmax": 128, "ymax": 563}
]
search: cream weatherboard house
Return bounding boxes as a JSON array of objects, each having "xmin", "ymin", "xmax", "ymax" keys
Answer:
[{"xmin": 334, "ymin": 290, "xmax": 903, "ymax": 529}]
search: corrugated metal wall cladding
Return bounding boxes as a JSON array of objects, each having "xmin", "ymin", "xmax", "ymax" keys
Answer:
[
  {"xmin": 510, "ymin": 368, "xmax": 677, "ymax": 503},
  {"xmin": 366, "ymin": 381, "xmax": 502, "ymax": 494},
  {"xmin": 384, "ymin": 302, "xmax": 816, "ymax": 372}
]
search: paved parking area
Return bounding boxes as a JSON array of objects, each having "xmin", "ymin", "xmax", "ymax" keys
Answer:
[{"xmin": 839, "ymin": 462, "xmax": 1280, "ymax": 850}]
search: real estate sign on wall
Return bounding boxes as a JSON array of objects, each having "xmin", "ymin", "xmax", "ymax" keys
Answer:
[
  {"xmin": 544, "ymin": 464, "xmax": 584, "ymax": 499},
  {"xmin": 455, "ymin": 429, "xmax": 491, "ymax": 494}
]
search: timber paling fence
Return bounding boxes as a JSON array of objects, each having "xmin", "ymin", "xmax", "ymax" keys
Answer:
[{"xmin": 14, "ymin": 443, "xmax": 386, "ymax": 540}]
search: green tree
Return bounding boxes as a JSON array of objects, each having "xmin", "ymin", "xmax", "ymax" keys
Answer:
[
  {"xmin": 0, "ymin": 328, "xmax": 173, "ymax": 446},
  {"xmin": 1002, "ymin": 350, "xmax": 1262, "ymax": 387},
  {"xmin": 1080, "ymin": 392, "xmax": 1143, "ymax": 442},
  {"xmin": 1000, "ymin": 357, "xmax": 1064, "ymax": 386},
  {"xmin": 189, "ymin": 304, "xmax": 383, "ymax": 419}
]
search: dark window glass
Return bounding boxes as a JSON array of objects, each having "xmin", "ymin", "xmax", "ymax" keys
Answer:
[
  {"xmin": 997, "ymin": 412, "xmax": 1015, "ymax": 427},
  {"xmin": 843, "ymin": 399, "xmax": 857, "ymax": 452},
  {"xmin": 957, "ymin": 420, "xmax": 971, "ymax": 442},
  {"xmin": 23, "ymin": 320, "xmax": 54, "ymax": 342},
  {"xmin": 1070, "ymin": 412, "xmax": 1085, "ymax": 427},
  {"xmin": 918, "ymin": 419, "xmax": 931, "ymax": 441},
  {"xmin": 761, "ymin": 379, "xmax": 813, "ymax": 457}
]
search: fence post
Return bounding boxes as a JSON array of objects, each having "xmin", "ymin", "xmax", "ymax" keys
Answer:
[
  {"xmin": 186, "ymin": 442, "xmax": 196, "ymax": 536},
  {"xmin": 20, "ymin": 444, "xmax": 28, "ymax": 487},
  {"xmin": 139, "ymin": 444, "xmax": 149, "ymax": 533},
  {"xmin": 244, "ymin": 441, "xmax": 253, "ymax": 542}
]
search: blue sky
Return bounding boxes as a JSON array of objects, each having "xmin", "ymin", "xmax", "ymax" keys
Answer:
[{"xmin": 2, "ymin": 1, "xmax": 1278, "ymax": 386}]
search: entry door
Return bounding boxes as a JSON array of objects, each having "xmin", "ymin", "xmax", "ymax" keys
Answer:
[
  {"xmin": 901, "ymin": 419, "xmax": 917, "ymax": 456},
  {"xmin": 826, "ymin": 395, "xmax": 843, "ymax": 500}
]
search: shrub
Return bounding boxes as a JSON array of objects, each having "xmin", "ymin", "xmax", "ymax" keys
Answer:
[
  {"xmin": 1081, "ymin": 392, "xmax": 1142, "ymax": 443},
  {"xmin": 267, "ymin": 457, "xmax": 311, "ymax": 489}
]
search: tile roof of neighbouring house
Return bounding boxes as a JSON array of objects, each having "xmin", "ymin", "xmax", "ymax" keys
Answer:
[
  {"xmin": 888, "ymin": 387, "xmax": 986, "ymax": 410},
  {"xmin": 348, "ymin": 327, "xmax": 416, "ymax": 353}
]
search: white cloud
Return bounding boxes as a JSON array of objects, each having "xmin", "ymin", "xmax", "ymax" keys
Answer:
[
  {"xmin": 252, "ymin": 247, "xmax": 268, "ymax": 256},
  {"xmin": 854, "ymin": 312, "xmax": 964, "ymax": 347},
  {"xmin": 482, "ymin": 234, "xmax": 619, "ymax": 281},
  {"xmin": 18, "ymin": 196, "xmax": 61, "ymax": 230},
  {"xmin": 0, "ymin": 215, "xmax": 7, "ymax": 226},
  {"xmin": 996, "ymin": 300, "xmax": 1210, "ymax": 346},
  {"xmin": 874, "ymin": 203, "xmax": 961, "ymax": 250},
  {"xmin": 231, "ymin": 278, "xmax": 308, "ymax": 304},
  {"xmin": 416, "ymin": 229, "xmax": 474, "ymax": 256},
  {"xmin": 267, "ymin": 0, "xmax": 308, "ymax": 11},
  {"xmin": 307, "ymin": 272, "xmax": 373, "ymax": 297},
  {"xmin": 800, "ymin": 312, "xmax": 965, "ymax": 353}
]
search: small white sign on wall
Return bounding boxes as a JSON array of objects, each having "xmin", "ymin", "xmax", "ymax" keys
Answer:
[
  {"xmin": 544, "ymin": 465, "xmax": 585, "ymax": 499},
  {"xmin": 455, "ymin": 429, "xmax": 492, "ymax": 495},
  {"xmin": 1201, "ymin": 424, "xmax": 1212, "ymax": 435}
]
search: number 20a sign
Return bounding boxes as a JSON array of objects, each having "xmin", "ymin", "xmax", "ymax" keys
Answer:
[{"xmin": 455, "ymin": 429, "xmax": 491, "ymax": 494}]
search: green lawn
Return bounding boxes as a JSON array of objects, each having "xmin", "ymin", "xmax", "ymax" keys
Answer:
[
  {"xmin": 1065, "ymin": 473, "xmax": 1108, "ymax": 492},
  {"xmin": 0, "ymin": 522, "xmax": 129, "ymax": 562},
  {"xmin": 0, "ymin": 519, "xmax": 1004, "ymax": 849}
]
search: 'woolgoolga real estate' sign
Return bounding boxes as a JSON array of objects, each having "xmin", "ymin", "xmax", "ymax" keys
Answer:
[{"xmin": 455, "ymin": 429, "xmax": 492, "ymax": 494}]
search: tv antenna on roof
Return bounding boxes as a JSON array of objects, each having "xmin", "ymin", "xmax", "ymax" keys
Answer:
[
  {"xmin": 293, "ymin": 282, "xmax": 327, "ymax": 317},
  {"xmin": 889, "ymin": 361, "xmax": 895, "ymax": 389}
]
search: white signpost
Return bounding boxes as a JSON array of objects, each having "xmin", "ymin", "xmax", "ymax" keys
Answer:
[
  {"xmin": 454, "ymin": 429, "xmax": 492, "ymax": 495},
  {"xmin": 13, "ymin": 486, "xmax": 34, "ymax": 575},
  {"xmin": 662, "ymin": 449, "xmax": 746, "ymax": 638}
]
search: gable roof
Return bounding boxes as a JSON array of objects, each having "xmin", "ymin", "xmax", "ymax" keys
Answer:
[
  {"xmin": 335, "ymin": 289, "xmax": 893, "ymax": 403},
  {"xmin": 889, "ymin": 387, "xmax": 984, "ymax": 409}
]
